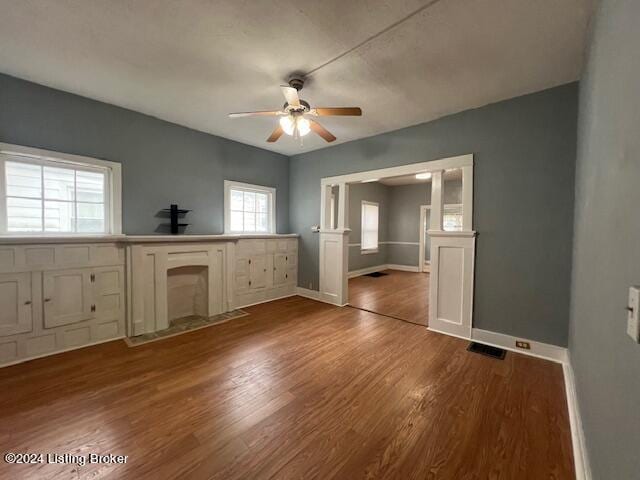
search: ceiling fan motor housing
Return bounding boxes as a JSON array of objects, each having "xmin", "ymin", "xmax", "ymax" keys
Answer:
[
  {"xmin": 283, "ymin": 100, "xmax": 310, "ymax": 112},
  {"xmin": 288, "ymin": 77, "xmax": 305, "ymax": 91}
]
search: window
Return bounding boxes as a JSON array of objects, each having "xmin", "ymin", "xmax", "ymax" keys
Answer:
[
  {"xmin": 361, "ymin": 201, "xmax": 379, "ymax": 252},
  {"xmin": 0, "ymin": 144, "xmax": 121, "ymax": 235},
  {"xmin": 224, "ymin": 180, "xmax": 275, "ymax": 234},
  {"xmin": 443, "ymin": 204, "xmax": 463, "ymax": 232}
]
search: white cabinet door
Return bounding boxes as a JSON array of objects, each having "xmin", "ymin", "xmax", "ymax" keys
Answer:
[
  {"xmin": 249, "ymin": 255, "xmax": 267, "ymax": 290},
  {"xmin": 43, "ymin": 269, "xmax": 93, "ymax": 328},
  {"xmin": 273, "ymin": 254, "xmax": 288, "ymax": 286},
  {"xmin": 93, "ymin": 266, "xmax": 124, "ymax": 321},
  {"xmin": 0, "ymin": 272, "xmax": 33, "ymax": 337}
]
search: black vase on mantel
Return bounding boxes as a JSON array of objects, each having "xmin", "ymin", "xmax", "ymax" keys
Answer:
[{"xmin": 161, "ymin": 204, "xmax": 191, "ymax": 234}]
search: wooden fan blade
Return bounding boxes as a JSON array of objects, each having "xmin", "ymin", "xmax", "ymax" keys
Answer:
[
  {"xmin": 229, "ymin": 110, "xmax": 283, "ymax": 118},
  {"xmin": 280, "ymin": 86, "xmax": 300, "ymax": 107},
  {"xmin": 267, "ymin": 125, "xmax": 285, "ymax": 143},
  {"xmin": 309, "ymin": 120, "xmax": 336, "ymax": 143},
  {"xmin": 311, "ymin": 107, "xmax": 362, "ymax": 116}
]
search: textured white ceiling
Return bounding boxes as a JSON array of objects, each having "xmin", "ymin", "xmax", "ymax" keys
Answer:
[{"xmin": 0, "ymin": 0, "xmax": 595, "ymax": 155}]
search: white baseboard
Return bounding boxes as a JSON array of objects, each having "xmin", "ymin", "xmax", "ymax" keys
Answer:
[
  {"xmin": 563, "ymin": 358, "xmax": 592, "ymax": 480},
  {"xmin": 347, "ymin": 265, "xmax": 388, "ymax": 278},
  {"xmin": 235, "ymin": 293, "xmax": 296, "ymax": 309},
  {"xmin": 348, "ymin": 264, "xmax": 421, "ymax": 278},
  {"xmin": 1, "ymin": 336, "xmax": 126, "ymax": 368},
  {"xmin": 386, "ymin": 264, "xmax": 420, "ymax": 273},
  {"xmin": 295, "ymin": 287, "xmax": 322, "ymax": 301},
  {"xmin": 471, "ymin": 328, "xmax": 568, "ymax": 364},
  {"xmin": 295, "ymin": 287, "xmax": 347, "ymax": 307}
]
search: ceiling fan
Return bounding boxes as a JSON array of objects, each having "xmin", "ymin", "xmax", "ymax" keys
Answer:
[{"xmin": 228, "ymin": 77, "xmax": 362, "ymax": 143}]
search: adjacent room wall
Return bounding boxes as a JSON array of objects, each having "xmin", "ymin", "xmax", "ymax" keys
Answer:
[
  {"xmin": 569, "ymin": 0, "xmax": 640, "ymax": 477},
  {"xmin": 385, "ymin": 179, "xmax": 462, "ymax": 267},
  {"xmin": 290, "ymin": 84, "xmax": 577, "ymax": 346},
  {"xmin": 0, "ymin": 74, "xmax": 290, "ymax": 234},
  {"xmin": 348, "ymin": 182, "xmax": 389, "ymax": 271},
  {"xmin": 386, "ymin": 184, "xmax": 428, "ymax": 267}
]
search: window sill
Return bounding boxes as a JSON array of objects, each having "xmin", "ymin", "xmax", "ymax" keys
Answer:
[{"xmin": 361, "ymin": 248, "xmax": 379, "ymax": 255}]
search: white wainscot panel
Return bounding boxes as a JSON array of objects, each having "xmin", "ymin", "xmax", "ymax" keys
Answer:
[{"xmin": 429, "ymin": 234, "xmax": 475, "ymax": 339}]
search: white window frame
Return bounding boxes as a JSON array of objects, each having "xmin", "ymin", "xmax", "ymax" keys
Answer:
[
  {"xmin": 0, "ymin": 143, "xmax": 122, "ymax": 236},
  {"xmin": 224, "ymin": 180, "xmax": 276, "ymax": 234},
  {"xmin": 361, "ymin": 200, "xmax": 379, "ymax": 254}
]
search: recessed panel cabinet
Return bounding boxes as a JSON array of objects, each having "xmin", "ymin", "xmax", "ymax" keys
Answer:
[
  {"xmin": 249, "ymin": 255, "xmax": 268, "ymax": 289},
  {"xmin": 273, "ymin": 254, "xmax": 288, "ymax": 286},
  {"xmin": 234, "ymin": 239, "xmax": 298, "ymax": 308},
  {"xmin": 0, "ymin": 243, "xmax": 125, "ymax": 367},
  {"xmin": 43, "ymin": 269, "xmax": 93, "ymax": 328},
  {"xmin": 0, "ymin": 272, "xmax": 33, "ymax": 337}
]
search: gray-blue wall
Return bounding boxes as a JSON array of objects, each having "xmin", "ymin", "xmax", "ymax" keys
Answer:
[
  {"xmin": 348, "ymin": 182, "xmax": 389, "ymax": 271},
  {"xmin": 290, "ymin": 84, "xmax": 578, "ymax": 346},
  {"xmin": 0, "ymin": 74, "xmax": 290, "ymax": 234},
  {"xmin": 570, "ymin": 0, "xmax": 640, "ymax": 477}
]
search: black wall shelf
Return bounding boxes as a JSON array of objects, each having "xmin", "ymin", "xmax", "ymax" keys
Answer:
[{"xmin": 161, "ymin": 204, "xmax": 191, "ymax": 234}]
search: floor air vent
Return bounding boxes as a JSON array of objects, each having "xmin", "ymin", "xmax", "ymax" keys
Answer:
[
  {"xmin": 364, "ymin": 272, "xmax": 389, "ymax": 277},
  {"xmin": 467, "ymin": 342, "xmax": 506, "ymax": 360}
]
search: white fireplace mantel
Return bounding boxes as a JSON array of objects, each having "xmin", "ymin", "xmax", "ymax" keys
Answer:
[{"xmin": 125, "ymin": 234, "xmax": 299, "ymax": 336}]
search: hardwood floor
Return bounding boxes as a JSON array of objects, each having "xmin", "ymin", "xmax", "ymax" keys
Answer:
[
  {"xmin": 0, "ymin": 296, "xmax": 574, "ymax": 479},
  {"xmin": 349, "ymin": 269, "xmax": 430, "ymax": 325}
]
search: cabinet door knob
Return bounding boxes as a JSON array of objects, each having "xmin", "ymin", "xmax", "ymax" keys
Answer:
[
  {"xmin": 24, "ymin": 300, "xmax": 32, "ymax": 305},
  {"xmin": 44, "ymin": 298, "xmax": 51, "ymax": 302}
]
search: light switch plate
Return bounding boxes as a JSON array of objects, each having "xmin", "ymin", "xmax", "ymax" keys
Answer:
[{"xmin": 627, "ymin": 286, "xmax": 640, "ymax": 342}]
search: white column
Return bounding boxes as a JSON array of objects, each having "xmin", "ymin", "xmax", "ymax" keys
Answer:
[
  {"xmin": 337, "ymin": 182, "xmax": 349, "ymax": 230},
  {"xmin": 430, "ymin": 170, "xmax": 444, "ymax": 231},
  {"xmin": 462, "ymin": 165, "xmax": 473, "ymax": 231},
  {"xmin": 320, "ymin": 184, "xmax": 333, "ymax": 230}
]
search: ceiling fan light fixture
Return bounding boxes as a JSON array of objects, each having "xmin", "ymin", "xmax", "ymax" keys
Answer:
[
  {"xmin": 279, "ymin": 115, "xmax": 311, "ymax": 137},
  {"xmin": 230, "ymin": 78, "xmax": 360, "ymax": 144},
  {"xmin": 415, "ymin": 172, "xmax": 432, "ymax": 180},
  {"xmin": 279, "ymin": 116, "xmax": 295, "ymax": 136},
  {"xmin": 297, "ymin": 117, "xmax": 311, "ymax": 136}
]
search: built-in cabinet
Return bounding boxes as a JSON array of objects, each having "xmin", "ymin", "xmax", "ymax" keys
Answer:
[
  {"xmin": 233, "ymin": 238, "xmax": 297, "ymax": 308},
  {"xmin": 0, "ymin": 235, "xmax": 298, "ymax": 367},
  {"xmin": 0, "ymin": 243, "xmax": 125, "ymax": 367},
  {"xmin": 0, "ymin": 272, "xmax": 33, "ymax": 337}
]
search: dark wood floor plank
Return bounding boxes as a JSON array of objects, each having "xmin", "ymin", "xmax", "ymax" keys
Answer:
[{"xmin": 0, "ymin": 296, "xmax": 574, "ymax": 480}]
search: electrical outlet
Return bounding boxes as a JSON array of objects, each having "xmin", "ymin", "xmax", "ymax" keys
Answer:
[
  {"xmin": 627, "ymin": 286, "xmax": 640, "ymax": 342},
  {"xmin": 515, "ymin": 341, "xmax": 531, "ymax": 350}
]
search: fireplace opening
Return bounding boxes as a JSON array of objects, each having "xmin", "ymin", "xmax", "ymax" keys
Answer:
[{"xmin": 167, "ymin": 265, "xmax": 208, "ymax": 324}]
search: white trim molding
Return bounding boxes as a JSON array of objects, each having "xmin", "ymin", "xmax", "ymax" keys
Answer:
[
  {"xmin": 295, "ymin": 287, "xmax": 323, "ymax": 301},
  {"xmin": 386, "ymin": 264, "xmax": 420, "ymax": 272},
  {"xmin": 348, "ymin": 264, "xmax": 421, "ymax": 278},
  {"xmin": 321, "ymin": 154, "xmax": 473, "ymax": 186},
  {"xmin": 348, "ymin": 264, "xmax": 387, "ymax": 278},
  {"xmin": 471, "ymin": 328, "xmax": 568, "ymax": 364},
  {"xmin": 563, "ymin": 357, "xmax": 592, "ymax": 480},
  {"xmin": 320, "ymin": 154, "xmax": 475, "ymax": 328},
  {"xmin": 349, "ymin": 241, "xmax": 420, "ymax": 247},
  {"xmin": 0, "ymin": 336, "xmax": 126, "ymax": 368}
]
